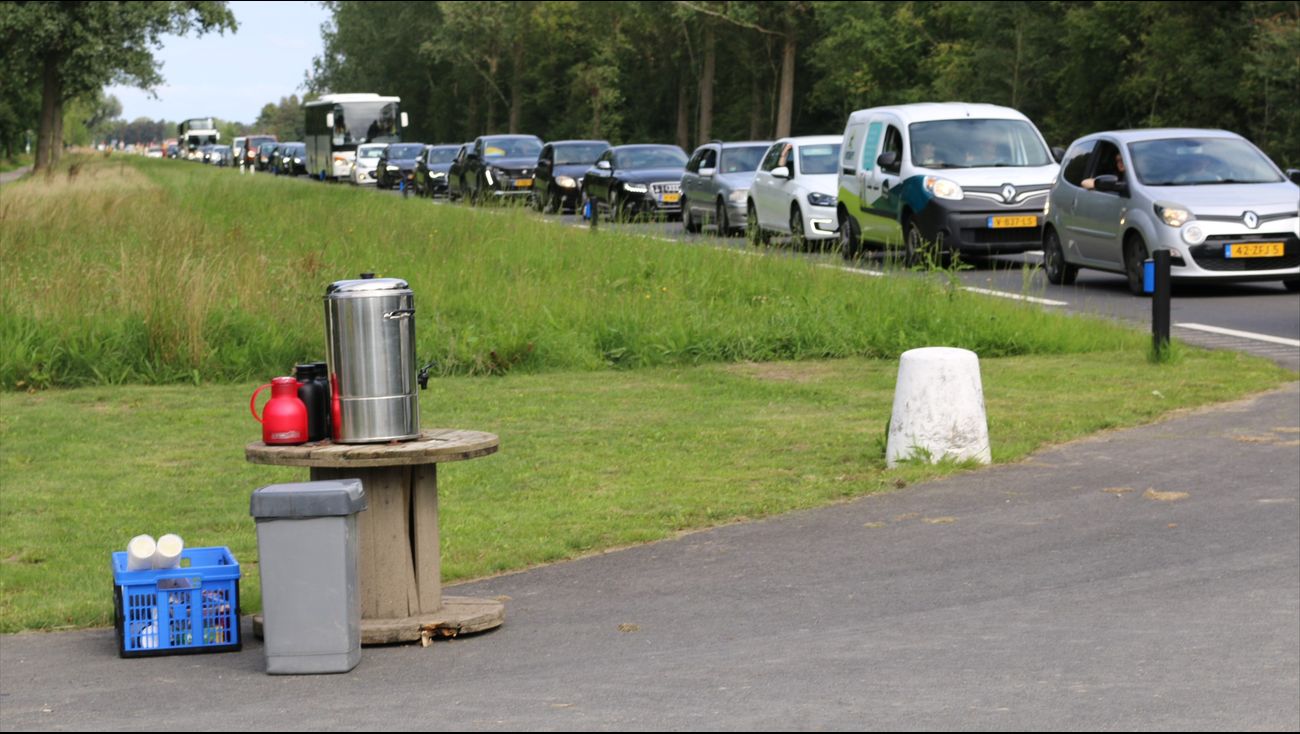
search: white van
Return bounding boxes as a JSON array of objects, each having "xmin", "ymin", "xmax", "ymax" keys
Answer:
[{"xmin": 836, "ymin": 103, "xmax": 1061, "ymax": 261}]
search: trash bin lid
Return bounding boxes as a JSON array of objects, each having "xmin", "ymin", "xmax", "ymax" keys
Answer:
[{"xmin": 250, "ymin": 479, "xmax": 367, "ymax": 519}]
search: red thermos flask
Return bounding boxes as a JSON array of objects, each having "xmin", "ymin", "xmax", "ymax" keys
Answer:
[{"xmin": 250, "ymin": 377, "xmax": 309, "ymax": 445}]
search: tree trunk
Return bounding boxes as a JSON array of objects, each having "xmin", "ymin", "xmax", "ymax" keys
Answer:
[
  {"xmin": 676, "ymin": 81, "xmax": 691, "ymax": 151},
  {"xmin": 509, "ymin": 43, "xmax": 524, "ymax": 134},
  {"xmin": 697, "ymin": 25, "xmax": 715, "ymax": 146},
  {"xmin": 749, "ymin": 69, "xmax": 763, "ymax": 139},
  {"xmin": 484, "ymin": 56, "xmax": 499, "ymax": 134},
  {"xmin": 774, "ymin": 34, "xmax": 796, "ymax": 139},
  {"xmin": 36, "ymin": 52, "xmax": 64, "ymax": 172}
]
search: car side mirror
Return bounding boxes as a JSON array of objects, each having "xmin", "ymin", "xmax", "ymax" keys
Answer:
[
  {"xmin": 1052, "ymin": 146, "xmax": 1066, "ymax": 163},
  {"xmin": 1093, "ymin": 174, "xmax": 1129, "ymax": 196},
  {"xmin": 699, "ymin": 166, "xmax": 716, "ymax": 177},
  {"xmin": 1287, "ymin": 169, "xmax": 1300, "ymax": 185},
  {"xmin": 771, "ymin": 166, "xmax": 791, "ymax": 180},
  {"xmin": 876, "ymin": 151, "xmax": 899, "ymax": 171},
  {"xmin": 597, "ymin": 160, "xmax": 612, "ymax": 170}
]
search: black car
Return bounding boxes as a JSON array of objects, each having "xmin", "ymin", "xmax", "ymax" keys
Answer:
[
  {"xmin": 277, "ymin": 142, "xmax": 307, "ymax": 176},
  {"xmin": 256, "ymin": 141, "xmax": 280, "ymax": 172},
  {"xmin": 532, "ymin": 140, "xmax": 609, "ymax": 213},
  {"xmin": 243, "ymin": 135, "xmax": 276, "ymax": 169},
  {"xmin": 446, "ymin": 143, "xmax": 475, "ymax": 201},
  {"xmin": 414, "ymin": 144, "xmax": 461, "ymax": 198},
  {"xmin": 455, "ymin": 134, "xmax": 544, "ymax": 204},
  {"xmin": 376, "ymin": 142, "xmax": 426, "ymax": 190},
  {"xmin": 582, "ymin": 144, "xmax": 689, "ymax": 221}
]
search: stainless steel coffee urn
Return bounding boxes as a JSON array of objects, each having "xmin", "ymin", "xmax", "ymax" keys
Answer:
[{"xmin": 324, "ymin": 275, "xmax": 420, "ymax": 443}]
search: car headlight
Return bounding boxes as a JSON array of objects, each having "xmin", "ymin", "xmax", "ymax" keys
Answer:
[
  {"xmin": 806, "ymin": 191, "xmax": 836, "ymax": 207},
  {"xmin": 729, "ymin": 189, "xmax": 749, "ymax": 203},
  {"xmin": 431, "ymin": 171, "xmax": 446, "ymax": 179},
  {"xmin": 485, "ymin": 167, "xmax": 497, "ymax": 185},
  {"xmin": 623, "ymin": 182, "xmax": 648, "ymax": 194},
  {"xmin": 924, "ymin": 176, "xmax": 964, "ymax": 200},
  {"xmin": 1181, "ymin": 222, "xmax": 1207, "ymax": 246},
  {"xmin": 1155, "ymin": 202, "xmax": 1192, "ymax": 227},
  {"xmin": 386, "ymin": 165, "xmax": 399, "ymax": 171},
  {"xmin": 294, "ymin": 157, "xmax": 302, "ymax": 164},
  {"xmin": 556, "ymin": 175, "xmax": 577, "ymax": 188}
]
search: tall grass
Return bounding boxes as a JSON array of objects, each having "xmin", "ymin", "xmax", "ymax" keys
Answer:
[{"xmin": 0, "ymin": 156, "xmax": 1145, "ymax": 389}]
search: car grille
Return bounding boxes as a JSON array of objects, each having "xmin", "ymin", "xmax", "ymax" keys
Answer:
[
  {"xmin": 961, "ymin": 226, "xmax": 1041, "ymax": 245},
  {"xmin": 1189, "ymin": 233, "xmax": 1300, "ymax": 271}
]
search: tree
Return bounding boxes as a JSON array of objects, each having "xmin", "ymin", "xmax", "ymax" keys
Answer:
[{"xmin": 0, "ymin": 1, "xmax": 235, "ymax": 172}]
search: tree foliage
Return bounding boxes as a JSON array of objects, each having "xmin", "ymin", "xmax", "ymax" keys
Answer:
[{"xmin": 0, "ymin": 1, "xmax": 236, "ymax": 170}]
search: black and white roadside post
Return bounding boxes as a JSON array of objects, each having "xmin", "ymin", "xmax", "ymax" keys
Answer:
[{"xmin": 1144, "ymin": 250, "xmax": 1172, "ymax": 355}]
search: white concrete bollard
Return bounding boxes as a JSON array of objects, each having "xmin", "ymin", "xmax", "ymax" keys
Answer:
[{"xmin": 886, "ymin": 347, "xmax": 991, "ymax": 468}]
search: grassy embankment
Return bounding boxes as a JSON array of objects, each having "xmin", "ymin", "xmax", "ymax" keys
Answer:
[{"xmin": 0, "ymin": 156, "xmax": 1292, "ymax": 632}]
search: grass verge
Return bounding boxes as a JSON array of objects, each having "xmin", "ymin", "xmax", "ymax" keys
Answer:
[{"xmin": 1, "ymin": 349, "xmax": 1291, "ymax": 632}]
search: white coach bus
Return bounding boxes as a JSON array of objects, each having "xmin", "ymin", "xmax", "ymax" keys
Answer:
[{"xmin": 304, "ymin": 93, "xmax": 408, "ymax": 181}]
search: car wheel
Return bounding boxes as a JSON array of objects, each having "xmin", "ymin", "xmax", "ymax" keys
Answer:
[
  {"xmin": 716, "ymin": 200, "xmax": 732, "ymax": 237},
  {"xmin": 531, "ymin": 186, "xmax": 545, "ymax": 213},
  {"xmin": 611, "ymin": 190, "xmax": 627, "ymax": 223},
  {"xmin": 1124, "ymin": 233, "xmax": 1150, "ymax": 297},
  {"xmin": 683, "ymin": 197, "xmax": 701, "ymax": 233},
  {"xmin": 839, "ymin": 209, "xmax": 861, "ymax": 261},
  {"xmin": 1043, "ymin": 227, "xmax": 1078, "ymax": 285},
  {"xmin": 790, "ymin": 206, "xmax": 808, "ymax": 250},
  {"xmin": 543, "ymin": 186, "xmax": 560, "ymax": 214},
  {"xmin": 746, "ymin": 203, "xmax": 770, "ymax": 246},
  {"xmin": 903, "ymin": 219, "xmax": 925, "ymax": 267}
]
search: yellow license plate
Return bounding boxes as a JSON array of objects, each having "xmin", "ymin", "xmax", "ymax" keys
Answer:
[
  {"xmin": 1226, "ymin": 242, "xmax": 1285, "ymax": 258},
  {"xmin": 987, "ymin": 215, "xmax": 1038, "ymax": 228},
  {"xmin": 514, "ymin": 178, "xmax": 533, "ymax": 188},
  {"xmin": 662, "ymin": 192, "xmax": 681, "ymax": 204}
]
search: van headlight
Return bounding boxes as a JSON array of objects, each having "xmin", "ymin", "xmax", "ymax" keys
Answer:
[
  {"xmin": 924, "ymin": 176, "xmax": 964, "ymax": 201},
  {"xmin": 1181, "ymin": 222, "xmax": 1207, "ymax": 246},
  {"xmin": 1155, "ymin": 202, "xmax": 1192, "ymax": 227}
]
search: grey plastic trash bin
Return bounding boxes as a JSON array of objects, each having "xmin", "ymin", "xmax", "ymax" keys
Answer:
[{"xmin": 250, "ymin": 479, "xmax": 367, "ymax": 674}]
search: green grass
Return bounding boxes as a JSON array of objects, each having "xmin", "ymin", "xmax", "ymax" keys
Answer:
[
  {"xmin": 1, "ymin": 349, "xmax": 1290, "ymax": 632},
  {"xmin": 1, "ymin": 154, "xmax": 1294, "ymax": 634},
  {"xmin": 2, "ymin": 155, "xmax": 1147, "ymax": 389},
  {"xmin": 0, "ymin": 153, "xmax": 32, "ymax": 174}
]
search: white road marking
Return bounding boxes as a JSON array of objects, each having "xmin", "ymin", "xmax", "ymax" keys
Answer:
[
  {"xmin": 959, "ymin": 287, "xmax": 1068, "ymax": 306},
  {"xmin": 1175, "ymin": 323, "xmax": 1300, "ymax": 348},
  {"xmin": 818, "ymin": 264, "xmax": 883, "ymax": 277}
]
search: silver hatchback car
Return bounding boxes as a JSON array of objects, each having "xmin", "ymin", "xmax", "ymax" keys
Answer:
[{"xmin": 1043, "ymin": 129, "xmax": 1299, "ymax": 294}]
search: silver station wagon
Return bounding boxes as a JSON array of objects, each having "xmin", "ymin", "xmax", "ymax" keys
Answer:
[{"xmin": 1043, "ymin": 129, "xmax": 1299, "ymax": 294}]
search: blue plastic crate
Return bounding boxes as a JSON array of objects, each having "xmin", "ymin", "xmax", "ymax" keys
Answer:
[{"xmin": 110, "ymin": 546, "xmax": 241, "ymax": 658}]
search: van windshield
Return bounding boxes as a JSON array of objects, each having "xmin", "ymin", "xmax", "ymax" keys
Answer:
[{"xmin": 909, "ymin": 119, "xmax": 1053, "ymax": 169}]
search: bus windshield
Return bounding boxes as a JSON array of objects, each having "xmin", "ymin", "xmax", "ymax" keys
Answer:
[{"xmin": 333, "ymin": 102, "xmax": 401, "ymax": 145}]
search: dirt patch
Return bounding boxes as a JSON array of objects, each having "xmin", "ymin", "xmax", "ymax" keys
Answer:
[{"xmin": 726, "ymin": 361, "xmax": 841, "ymax": 384}]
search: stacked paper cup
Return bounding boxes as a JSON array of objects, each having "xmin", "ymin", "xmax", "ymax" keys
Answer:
[{"xmin": 124, "ymin": 534, "xmax": 185, "ymax": 570}]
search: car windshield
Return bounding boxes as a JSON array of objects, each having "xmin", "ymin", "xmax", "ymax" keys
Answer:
[
  {"xmin": 616, "ymin": 147, "xmax": 688, "ymax": 170},
  {"xmin": 357, "ymin": 146, "xmax": 385, "ymax": 159},
  {"xmin": 1128, "ymin": 137, "xmax": 1284, "ymax": 186},
  {"xmin": 483, "ymin": 137, "xmax": 543, "ymax": 158},
  {"xmin": 909, "ymin": 119, "xmax": 1053, "ymax": 168},
  {"xmin": 798, "ymin": 144, "xmax": 841, "ymax": 175},
  {"xmin": 387, "ymin": 144, "xmax": 424, "ymax": 158},
  {"xmin": 720, "ymin": 145, "xmax": 768, "ymax": 174},
  {"xmin": 426, "ymin": 147, "xmax": 459, "ymax": 164},
  {"xmin": 553, "ymin": 143, "xmax": 607, "ymax": 166}
]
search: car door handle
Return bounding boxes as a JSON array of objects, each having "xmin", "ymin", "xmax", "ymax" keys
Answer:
[{"xmin": 881, "ymin": 181, "xmax": 891, "ymax": 193}]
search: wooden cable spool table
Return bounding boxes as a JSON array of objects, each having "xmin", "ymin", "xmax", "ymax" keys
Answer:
[{"xmin": 246, "ymin": 429, "xmax": 501, "ymax": 645}]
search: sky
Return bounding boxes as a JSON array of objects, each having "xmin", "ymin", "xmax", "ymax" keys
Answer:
[{"xmin": 104, "ymin": 1, "xmax": 332, "ymax": 125}]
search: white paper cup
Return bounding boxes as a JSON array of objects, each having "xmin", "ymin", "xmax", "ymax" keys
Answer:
[
  {"xmin": 126, "ymin": 535, "xmax": 156, "ymax": 572},
  {"xmin": 153, "ymin": 533, "xmax": 184, "ymax": 569}
]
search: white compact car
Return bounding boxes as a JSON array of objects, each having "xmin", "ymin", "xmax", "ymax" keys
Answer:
[
  {"xmin": 746, "ymin": 135, "xmax": 843, "ymax": 248},
  {"xmin": 349, "ymin": 143, "xmax": 386, "ymax": 185}
]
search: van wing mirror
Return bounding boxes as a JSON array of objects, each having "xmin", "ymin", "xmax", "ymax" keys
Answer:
[{"xmin": 876, "ymin": 151, "xmax": 899, "ymax": 171}]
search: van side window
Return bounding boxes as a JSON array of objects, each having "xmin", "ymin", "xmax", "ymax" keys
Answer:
[
  {"xmin": 843, "ymin": 124, "xmax": 865, "ymax": 173},
  {"xmin": 881, "ymin": 125, "xmax": 903, "ymax": 173},
  {"xmin": 861, "ymin": 122, "xmax": 883, "ymax": 170},
  {"xmin": 1061, "ymin": 142, "xmax": 1096, "ymax": 187}
]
